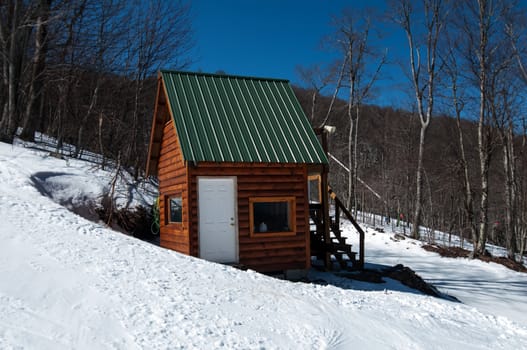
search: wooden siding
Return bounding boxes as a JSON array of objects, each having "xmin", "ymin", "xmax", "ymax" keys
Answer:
[
  {"xmin": 146, "ymin": 77, "xmax": 168, "ymax": 177},
  {"xmin": 188, "ymin": 163, "xmax": 310, "ymax": 272},
  {"xmin": 158, "ymin": 119, "xmax": 190, "ymax": 254}
]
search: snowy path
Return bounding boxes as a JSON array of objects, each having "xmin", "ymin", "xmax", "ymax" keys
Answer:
[
  {"xmin": 345, "ymin": 221, "xmax": 527, "ymax": 326},
  {"xmin": 1, "ymin": 142, "xmax": 527, "ymax": 349}
]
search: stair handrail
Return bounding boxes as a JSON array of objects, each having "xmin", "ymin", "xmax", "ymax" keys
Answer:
[{"xmin": 328, "ymin": 188, "xmax": 365, "ymax": 269}]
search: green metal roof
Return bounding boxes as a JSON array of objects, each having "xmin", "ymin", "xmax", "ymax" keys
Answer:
[{"xmin": 160, "ymin": 70, "xmax": 328, "ymax": 164}]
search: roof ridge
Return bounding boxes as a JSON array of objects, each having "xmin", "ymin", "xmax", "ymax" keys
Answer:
[{"xmin": 160, "ymin": 69, "xmax": 290, "ymax": 83}]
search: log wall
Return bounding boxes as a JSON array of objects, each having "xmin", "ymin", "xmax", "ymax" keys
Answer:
[
  {"xmin": 189, "ymin": 163, "xmax": 310, "ymax": 272},
  {"xmin": 158, "ymin": 120, "xmax": 190, "ymax": 254}
]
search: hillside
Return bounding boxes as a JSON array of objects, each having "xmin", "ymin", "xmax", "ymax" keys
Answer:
[
  {"xmin": 293, "ymin": 86, "xmax": 527, "ymax": 255},
  {"xmin": 0, "ymin": 140, "xmax": 526, "ymax": 349}
]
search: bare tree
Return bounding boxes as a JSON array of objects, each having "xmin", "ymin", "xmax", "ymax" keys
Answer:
[
  {"xmin": 42, "ymin": 0, "xmax": 88, "ymax": 154},
  {"xmin": 19, "ymin": 0, "xmax": 52, "ymax": 142},
  {"xmin": 318, "ymin": 56, "xmax": 348, "ymax": 128},
  {"xmin": 0, "ymin": 3, "xmax": 9, "ymax": 129},
  {"xmin": 122, "ymin": 0, "xmax": 193, "ymax": 178},
  {"xmin": 297, "ymin": 64, "xmax": 331, "ymax": 123},
  {"xmin": 73, "ymin": 0, "xmax": 127, "ymax": 158},
  {"xmin": 490, "ymin": 71, "xmax": 519, "ymax": 258},
  {"xmin": 441, "ymin": 33, "xmax": 478, "ymax": 254},
  {"xmin": 474, "ymin": 0, "xmax": 493, "ymax": 256},
  {"xmin": 0, "ymin": 0, "xmax": 34, "ymax": 142},
  {"xmin": 393, "ymin": 0, "xmax": 446, "ymax": 238},
  {"xmin": 519, "ymin": 120, "xmax": 527, "ymax": 259},
  {"xmin": 456, "ymin": 0, "xmax": 520, "ymax": 257},
  {"xmin": 500, "ymin": 18, "xmax": 527, "ymax": 260},
  {"xmin": 334, "ymin": 9, "xmax": 386, "ymax": 212}
]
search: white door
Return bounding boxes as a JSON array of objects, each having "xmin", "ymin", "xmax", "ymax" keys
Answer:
[{"xmin": 198, "ymin": 177, "xmax": 238, "ymax": 263}]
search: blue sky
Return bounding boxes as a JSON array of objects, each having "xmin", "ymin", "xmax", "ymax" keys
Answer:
[{"xmin": 189, "ymin": 0, "xmax": 410, "ymax": 107}]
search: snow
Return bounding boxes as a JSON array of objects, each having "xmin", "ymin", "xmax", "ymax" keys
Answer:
[
  {"xmin": 343, "ymin": 219, "xmax": 527, "ymax": 325},
  {"xmin": 1, "ymin": 140, "xmax": 527, "ymax": 349},
  {"xmin": 16, "ymin": 134, "xmax": 157, "ymax": 212}
]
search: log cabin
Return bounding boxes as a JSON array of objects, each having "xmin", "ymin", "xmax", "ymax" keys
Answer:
[{"xmin": 146, "ymin": 70, "xmax": 363, "ymax": 275}]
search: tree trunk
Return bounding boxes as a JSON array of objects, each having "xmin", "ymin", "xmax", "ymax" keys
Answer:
[
  {"xmin": 127, "ymin": 75, "xmax": 145, "ymax": 179},
  {"xmin": 477, "ymin": 145, "xmax": 490, "ymax": 256},
  {"xmin": 353, "ymin": 103, "xmax": 360, "ymax": 214},
  {"xmin": 98, "ymin": 112, "xmax": 105, "ymax": 169},
  {"xmin": 474, "ymin": 0, "xmax": 490, "ymax": 257},
  {"xmin": 1, "ymin": 0, "xmax": 20, "ymax": 142},
  {"xmin": 0, "ymin": 18, "xmax": 8, "ymax": 125},
  {"xmin": 458, "ymin": 118, "xmax": 477, "ymax": 247},
  {"xmin": 20, "ymin": 0, "xmax": 51, "ymax": 142},
  {"xmin": 451, "ymin": 74, "xmax": 477, "ymax": 251},
  {"xmin": 347, "ymin": 116, "xmax": 355, "ymax": 211},
  {"xmin": 310, "ymin": 90, "xmax": 317, "ymax": 122},
  {"xmin": 412, "ymin": 123, "xmax": 428, "ymax": 239},
  {"xmin": 346, "ymin": 51, "xmax": 356, "ymax": 212},
  {"xmin": 74, "ymin": 84, "xmax": 99, "ymax": 158},
  {"xmin": 503, "ymin": 124, "xmax": 517, "ymax": 259},
  {"xmin": 319, "ymin": 54, "xmax": 347, "ymax": 128},
  {"xmin": 519, "ymin": 127, "xmax": 527, "ymax": 260},
  {"xmin": 2, "ymin": 0, "xmax": 32, "ymax": 142}
]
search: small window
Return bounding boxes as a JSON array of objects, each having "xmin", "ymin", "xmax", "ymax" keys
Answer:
[
  {"xmin": 249, "ymin": 197, "xmax": 296, "ymax": 236},
  {"xmin": 167, "ymin": 195, "xmax": 182, "ymax": 223},
  {"xmin": 308, "ymin": 174, "xmax": 321, "ymax": 204}
]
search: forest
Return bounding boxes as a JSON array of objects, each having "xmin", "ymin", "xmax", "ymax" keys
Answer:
[{"xmin": 1, "ymin": 0, "xmax": 526, "ymax": 262}]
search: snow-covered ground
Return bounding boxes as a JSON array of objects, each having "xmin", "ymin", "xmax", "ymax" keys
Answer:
[
  {"xmin": 1, "ymin": 141, "xmax": 526, "ymax": 349},
  {"xmin": 344, "ymin": 220, "xmax": 527, "ymax": 325}
]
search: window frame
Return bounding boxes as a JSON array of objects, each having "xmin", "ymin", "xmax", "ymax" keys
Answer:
[
  {"xmin": 308, "ymin": 174, "xmax": 322, "ymax": 204},
  {"xmin": 249, "ymin": 196, "xmax": 296, "ymax": 237},
  {"xmin": 165, "ymin": 193, "xmax": 183, "ymax": 226}
]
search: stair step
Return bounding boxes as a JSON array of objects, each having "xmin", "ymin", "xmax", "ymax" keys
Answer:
[
  {"xmin": 331, "ymin": 230, "xmax": 344, "ymax": 239},
  {"xmin": 332, "ymin": 252, "xmax": 350, "ymax": 269},
  {"xmin": 346, "ymin": 251, "xmax": 357, "ymax": 263},
  {"xmin": 327, "ymin": 243, "xmax": 352, "ymax": 253}
]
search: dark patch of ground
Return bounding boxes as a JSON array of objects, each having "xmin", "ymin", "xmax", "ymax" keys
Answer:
[
  {"xmin": 423, "ymin": 244, "xmax": 527, "ymax": 273},
  {"xmin": 96, "ymin": 195, "xmax": 158, "ymax": 242},
  {"xmin": 334, "ymin": 264, "xmax": 455, "ymax": 300},
  {"xmin": 33, "ymin": 171, "xmax": 159, "ymax": 243}
]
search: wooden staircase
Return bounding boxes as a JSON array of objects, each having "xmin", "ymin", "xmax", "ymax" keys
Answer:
[{"xmin": 309, "ymin": 188, "xmax": 365, "ymax": 270}]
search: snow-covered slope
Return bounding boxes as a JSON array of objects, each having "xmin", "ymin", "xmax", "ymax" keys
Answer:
[
  {"xmin": 1, "ymin": 141, "xmax": 526, "ymax": 349},
  {"xmin": 344, "ymin": 220, "xmax": 527, "ymax": 326}
]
